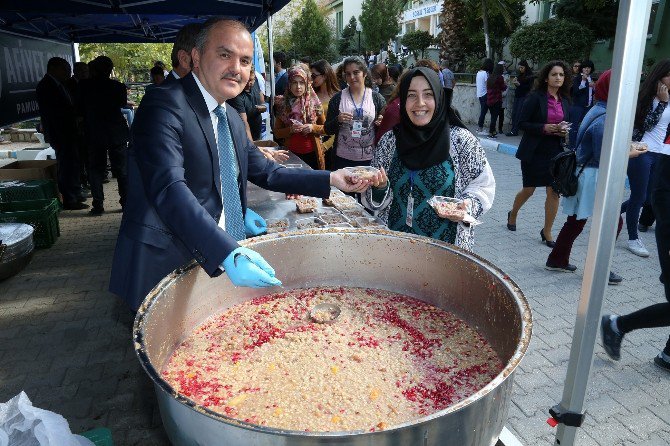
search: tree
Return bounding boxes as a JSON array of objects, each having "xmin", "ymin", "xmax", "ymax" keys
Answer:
[
  {"xmin": 553, "ymin": 0, "xmax": 619, "ymax": 41},
  {"xmin": 256, "ymin": 0, "xmax": 304, "ymax": 56},
  {"xmin": 338, "ymin": 16, "xmax": 358, "ymax": 56},
  {"xmin": 401, "ymin": 31, "xmax": 435, "ymax": 60},
  {"xmin": 290, "ymin": 0, "xmax": 336, "ymax": 61},
  {"xmin": 79, "ymin": 43, "xmax": 171, "ymax": 82},
  {"xmin": 470, "ymin": 0, "xmax": 527, "ymax": 59},
  {"xmin": 359, "ymin": 0, "xmax": 403, "ymax": 53},
  {"xmin": 509, "ymin": 19, "xmax": 595, "ymax": 65},
  {"xmin": 438, "ymin": 0, "xmax": 469, "ymax": 71}
]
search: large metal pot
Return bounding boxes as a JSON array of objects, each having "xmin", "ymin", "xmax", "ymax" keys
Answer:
[{"xmin": 134, "ymin": 228, "xmax": 532, "ymax": 446}]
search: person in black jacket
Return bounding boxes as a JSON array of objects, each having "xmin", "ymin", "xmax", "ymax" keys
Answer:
[
  {"xmin": 78, "ymin": 56, "xmax": 129, "ymax": 215},
  {"xmin": 36, "ymin": 57, "xmax": 87, "ymax": 210},
  {"xmin": 507, "ymin": 61, "xmax": 571, "ymax": 247},
  {"xmin": 506, "ymin": 60, "xmax": 533, "ymax": 136},
  {"xmin": 568, "ymin": 59, "xmax": 595, "ymax": 149}
]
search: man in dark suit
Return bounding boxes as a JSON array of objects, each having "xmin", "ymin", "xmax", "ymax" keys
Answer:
[
  {"xmin": 79, "ymin": 56, "xmax": 130, "ymax": 215},
  {"xmin": 36, "ymin": 57, "xmax": 87, "ymax": 210},
  {"xmin": 273, "ymin": 51, "xmax": 288, "ymax": 96},
  {"xmin": 109, "ymin": 18, "xmax": 370, "ymax": 311},
  {"xmin": 165, "ymin": 22, "xmax": 202, "ymax": 83}
]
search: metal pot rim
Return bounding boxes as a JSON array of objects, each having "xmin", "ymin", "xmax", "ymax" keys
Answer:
[{"xmin": 134, "ymin": 228, "xmax": 532, "ymax": 437}]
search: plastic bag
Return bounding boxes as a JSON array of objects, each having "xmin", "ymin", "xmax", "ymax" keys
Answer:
[{"xmin": 0, "ymin": 392, "xmax": 94, "ymax": 446}]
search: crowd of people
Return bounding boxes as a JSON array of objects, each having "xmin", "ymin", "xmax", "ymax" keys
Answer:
[{"xmin": 29, "ymin": 17, "xmax": 670, "ymax": 372}]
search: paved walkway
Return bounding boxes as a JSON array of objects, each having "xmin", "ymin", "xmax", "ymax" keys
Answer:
[{"xmin": 0, "ymin": 142, "xmax": 668, "ymax": 445}]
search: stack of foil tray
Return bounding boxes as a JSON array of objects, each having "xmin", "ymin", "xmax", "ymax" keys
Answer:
[{"xmin": 0, "ymin": 223, "xmax": 35, "ymax": 281}]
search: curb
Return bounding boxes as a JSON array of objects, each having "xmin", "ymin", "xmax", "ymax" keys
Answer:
[
  {"xmin": 476, "ymin": 136, "xmax": 631, "ymax": 190},
  {"xmin": 476, "ymin": 136, "xmax": 518, "ymax": 157}
]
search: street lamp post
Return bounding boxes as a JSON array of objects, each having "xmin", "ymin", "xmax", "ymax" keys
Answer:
[{"xmin": 356, "ymin": 23, "xmax": 362, "ymax": 56}]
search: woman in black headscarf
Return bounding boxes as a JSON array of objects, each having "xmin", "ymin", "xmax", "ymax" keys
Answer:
[{"xmin": 364, "ymin": 67, "xmax": 495, "ymax": 250}]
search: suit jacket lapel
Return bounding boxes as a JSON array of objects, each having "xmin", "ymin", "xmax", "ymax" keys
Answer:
[
  {"xmin": 540, "ymin": 92, "xmax": 548, "ymax": 124},
  {"xmin": 181, "ymin": 73, "xmax": 221, "ymax": 198}
]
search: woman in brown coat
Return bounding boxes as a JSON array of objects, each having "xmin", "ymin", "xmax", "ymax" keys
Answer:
[{"xmin": 273, "ymin": 65, "xmax": 327, "ymax": 169}]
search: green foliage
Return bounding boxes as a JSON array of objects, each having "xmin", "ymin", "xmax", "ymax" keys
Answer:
[
  {"xmin": 553, "ymin": 0, "xmax": 619, "ymax": 40},
  {"xmin": 459, "ymin": 0, "xmax": 524, "ymax": 64},
  {"xmin": 359, "ymin": 0, "xmax": 403, "ymax": 52},
  {"xmin": 401, "ymin": 31, "xmax": 435, "ymax": 59},
  {"xmin": 509, "ymin": 18, "xmax": 595, "ymax": 65},
  {"xmin": 289, "ymin": 0, "xmax": 336, "ymax": 61},
  {"xmin": 338, "ymin": 16, "xmax": 359, "ymax": 56},
  {"xmin": 78, "ymin": 43, "xmax": 172, "ymax": 82}
]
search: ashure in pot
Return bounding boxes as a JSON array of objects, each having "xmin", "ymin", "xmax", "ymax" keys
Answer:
[{"xmin": 134, "ymin": 228, "xmax": 532, "ymax": 446}]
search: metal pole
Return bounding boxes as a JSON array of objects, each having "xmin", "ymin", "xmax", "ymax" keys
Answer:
[
  {"xmin": 553, "ymin": 1, "xmax": 652, "ymax": 445},
  {"xmin": 267, "ymin": 9, "xmax": 276, "ymax": 129}
]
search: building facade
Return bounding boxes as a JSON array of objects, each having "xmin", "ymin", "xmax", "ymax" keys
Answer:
[
  {"xmin": 326, "ymin": 0, "xmax": 362, "ymax": 40},
  {"xmin": 590, "ymin": 0, "xmax": 667, "ymax": 72},
  {"xmin": 399, "ymin": 0, "xmax": 441, "ymax": 37}
]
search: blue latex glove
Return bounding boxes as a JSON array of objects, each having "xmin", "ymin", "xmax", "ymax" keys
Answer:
[
  {"xmin": 221, "ymin": 247, "xmax": 282, "ymax": 287},
  {"xmin": 244, "ymin": 208, "xmax": 267, "ymax": 236}
]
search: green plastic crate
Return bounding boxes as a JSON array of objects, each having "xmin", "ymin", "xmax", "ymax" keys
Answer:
[
  {"xmin": 80, "ymin": 428, "xmax": 114, "ymax": 446},
  {"xmin": 0, "ymin": 179, "xmax": 58, "ymax": 203},
  {"xmin": 0, "ymin": 198, "xmax": 60, "ymax": 248}
]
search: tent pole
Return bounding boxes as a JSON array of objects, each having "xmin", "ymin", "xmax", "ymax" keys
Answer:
[
  {"xmin": 267, "ymin": 9, "xmax": 276, "ymax": 129},
  {"xmin": 553, "ymin": 1, "xmax": 653, "ymax": 445}
]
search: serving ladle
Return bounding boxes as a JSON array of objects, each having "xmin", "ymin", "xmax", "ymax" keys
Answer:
[
  {"xmin": 235, "ymin": 252, "xmax": 342, "ymax": 323},
  {"xmin": 286, "ymin": 291, "xmax": 341, "ymax": 324}
]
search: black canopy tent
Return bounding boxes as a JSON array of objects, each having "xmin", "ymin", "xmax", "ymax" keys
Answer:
[
  {"xmin": 0, "ymin": 0, "xmax": 287, "ymax": 125},
  {"xmin": 0, "ymin": 0, "xmax": 288, "ymax": 42}
]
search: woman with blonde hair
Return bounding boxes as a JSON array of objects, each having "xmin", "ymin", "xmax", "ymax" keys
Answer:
[{"xmin": 272, "ymin": 65, "xmax": 326, "ymax": 169}]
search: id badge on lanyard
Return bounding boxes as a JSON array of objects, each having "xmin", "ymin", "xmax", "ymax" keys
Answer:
[
  {"xmin": 351, "ymin": 119, "xmax": 363, "ymax": 138},
  {"xmin": 349, "ymin": 89, "xmax": 366, "ymax": 139},
  {"xmin": 406, "ymin": 171, "xmax": 416, "ymax": 228}
]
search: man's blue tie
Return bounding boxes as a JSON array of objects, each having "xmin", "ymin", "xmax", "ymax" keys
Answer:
[{"xmin": 213, "ymin": 105, "xmax": 246, "ymax": 241}]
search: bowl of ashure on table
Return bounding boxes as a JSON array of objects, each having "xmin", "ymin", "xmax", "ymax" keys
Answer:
[{"xmin": 134, "ymin": 227, "xmax": 532, "ymax": 446}]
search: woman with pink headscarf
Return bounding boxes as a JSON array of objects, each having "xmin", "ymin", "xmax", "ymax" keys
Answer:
[
  {"xmin": 273, "ymin": 65, "xmax": 326, "ymax": 169},
  {"xmin": 544, "ymin": 70, "xmax": 647, "ymax": 284}
]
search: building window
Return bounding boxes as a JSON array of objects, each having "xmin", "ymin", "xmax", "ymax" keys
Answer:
[
  {"xmin": 405, "ymin": 22, "xmax": 415, "ymax": 33},
  {"xmin": 336, "ymin": 11, "xmax": 343, "ymax": 39},
  {"xmin": 648, "ymin": 0, "xmax": 660, "ymax": 37}
]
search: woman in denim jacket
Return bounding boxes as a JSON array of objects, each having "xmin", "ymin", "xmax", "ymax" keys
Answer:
[{"xmin": 545, "ymin": 70, "xmax": 646, "ymax": 284}]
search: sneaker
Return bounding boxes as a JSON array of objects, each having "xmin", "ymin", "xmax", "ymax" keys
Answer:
[
  {"xmin": 601, "ymin": 314, "xmax": 623, "ymax": 360},
  {"xmin": 488, "ymin": 133, "xmax": 497, "ymax": 138},
  {"xmin": 653, "ymin": 354, "xmax": 670, "ymax": 372},
  {"xmin": 88, "ymin": 207, "xmax": 104, "ymax": 216},
  {"xmin": 477, "ymin": 129, "xmax": 488, "ymax": 136},
  {"xmin": 608, "ymin": 271, "xmax": 623, "ymax": 285},
  {"xmin": 545, "ymin": 262, "xmax": 577, "ymax": 272},
  {"xmin": 638, "ymin": 223, "xmax": 649, "ymax": 233},
  {"xmin": 627, "ymin": 238, "xmax": 650, "ymax": 257}
]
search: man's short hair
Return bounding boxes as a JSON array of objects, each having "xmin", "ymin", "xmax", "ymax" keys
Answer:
[
  {"xmin": 171, "ymin": 23, "xmax": 202, "ymax": 68},
  {"xmin": 46, "ymin": 57, "xmax": 69, "ymax": 73},
  {"xmin": 150, "ymin": 65, "xmax": 164, "ymax": 78},
  {"xmin": 273, "ymin": 51, "xmax": 287, "ymax": 68},
  {"xmin": 194, "ymin": 18, "xmax": 249, "ymax": 53},
  {"xmin": 93, "ymin": 56, "xmax": 114, "ymax": 77}
]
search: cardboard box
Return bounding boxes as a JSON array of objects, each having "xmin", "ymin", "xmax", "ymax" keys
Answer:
[{"xmin": 0, "ymin": 160, "xmax": 58, "ymax": 182}]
